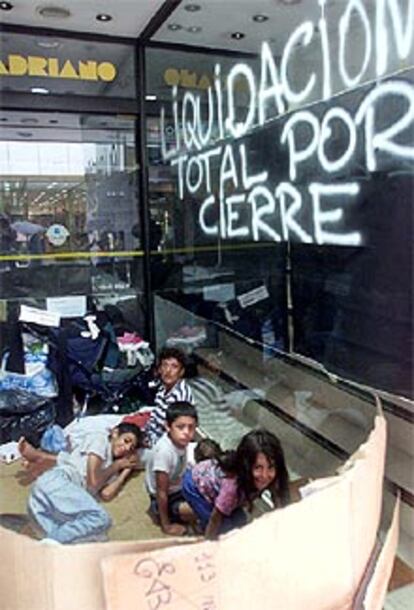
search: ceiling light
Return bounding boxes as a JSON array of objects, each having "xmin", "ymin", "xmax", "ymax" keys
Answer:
[
  {"xmin": 187, "ymin": 26, "xmax": 202, "ymax": 33},
  {"xmin": 279, "ymin": 0, "xmax": 301, "ymax": 5},
  {"xmin": 96, "ymin": 13, "xmax": 112, "ymax": 22},
  {"xmin": 253, "ymin": 14, "xmax": 269, "ymax": 23},
  {"xmin": 184, "ymin": 3, "xmax": 201, "ymax": 11},
  {"xmin": 21, "ymin": 118, "xmax": 39, "ymax": 124},
  {"xmin": 0, "ymin": 2, "xmax": 13, "ymax": 10},
  {"xmin": 145, "ymin": 94, "xmax": 157, "ymax": 101},
  {"xmin": 30, "ymin": 87, "xmax": 50, "ymax": 94},
  {"xmin": 231, "ymin": 32, "xmax": 245, "ymax": 40},
  {"xmin": 167, "ymin": 23, "xmax": 182, "ymax": 31},
  {"xmin": 37, "ymin": 5, "xmax": 71, "ymax": 19}
]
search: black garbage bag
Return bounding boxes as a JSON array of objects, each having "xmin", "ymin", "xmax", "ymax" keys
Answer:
[{"xmin": 0, "ymin": 388, "xmax": 56, "ymax": 446}]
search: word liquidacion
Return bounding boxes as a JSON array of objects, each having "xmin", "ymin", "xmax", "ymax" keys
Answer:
[{"xmin": 160, "ymin": 0, "xmax": 414, "ymax": 245}]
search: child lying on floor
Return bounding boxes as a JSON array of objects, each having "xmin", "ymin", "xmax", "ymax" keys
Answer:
[
  {"xmin": 22, "ymin": 422, "xmax": 143, "ymax": 543},
  {"xmin": 18, "ymin": 412, "xmax": 150, "ymax": 479}
]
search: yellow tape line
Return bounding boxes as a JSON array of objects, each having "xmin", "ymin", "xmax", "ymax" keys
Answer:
[
  {"xmin": 0, "ymin": 250, "xmax": 144, "ymax": 262},
  {"xmin": 155, "ymin": 242, "xmax": 280, "ymax": 255},
  {"xmin": 0, "ymin": 242, "xmax": 278, "ymax": 262}
]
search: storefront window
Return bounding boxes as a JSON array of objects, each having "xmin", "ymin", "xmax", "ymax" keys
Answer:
[
  {"xmin": 145, "ymin": 1, "xmax": 413, "ymax": 488},
  {"xmin": 146, "ymin": 3, "xmax": 414, "ymax": 401},
  {"xmin": 146, "ymin": 45, "xmax": 288, "ymax": 363},
  {"xmin": 0, "ymin": 111, "xmax": 145, "ymax": 342}
]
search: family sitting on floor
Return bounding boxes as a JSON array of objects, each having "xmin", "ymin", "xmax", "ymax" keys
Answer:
[{"xmin": 18, "ymin": 346, "xmax": 291, "ymax": 544}]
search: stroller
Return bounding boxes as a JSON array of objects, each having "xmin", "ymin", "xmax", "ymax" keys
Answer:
[{"xmin": 19, "ymin": 309, "xmax": 155, "ymax": 427}]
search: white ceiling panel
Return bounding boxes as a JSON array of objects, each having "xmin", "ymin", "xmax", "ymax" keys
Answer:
[
  {"xmin": 154, "ymin": 0, "xmax": 377, "ymax": 55},
  {"xmin": 0, "ymin": 0, "xmax": 378, "ymax": 53},
  {"xmin": 0, "ymin": 0, "xmax": 165, "ymax": 38}
]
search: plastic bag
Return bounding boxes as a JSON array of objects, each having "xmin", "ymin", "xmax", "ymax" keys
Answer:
[
  {"xmin": 40, "ymin": 424, "xmax": 68, "ymax": 453},
  {"xmin": 0, "ymin": 388, "xmax": 56, "ymax": 446},
  {"xmin": 0, "ymin": 351, "xmax": 57, "ymax": 398}
]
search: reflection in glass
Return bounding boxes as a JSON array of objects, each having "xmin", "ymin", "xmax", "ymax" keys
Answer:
[{"xmin": 0, "ymin": 112, "xmax": 143, "ymax": 332}]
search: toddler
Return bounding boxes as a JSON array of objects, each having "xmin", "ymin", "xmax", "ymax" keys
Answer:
[{"xmin": 194, "ymin": 438, "xmax": 222, "ymax": 463}]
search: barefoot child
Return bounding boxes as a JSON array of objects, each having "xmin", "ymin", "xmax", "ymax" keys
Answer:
[
  {"xmin": 182, "ymin": 429, "xmax": 290, "ymax": 539},
  {"xmin": 145, "ymin": 401, "xmax": 197, "ymax": 536},
  {"xmin": 27, "ymin": 422, "xmax": 143, "ymax": 543},
  {"xmin": 18, "ymin": 414, "xmax": 146, "ymax": 480}
]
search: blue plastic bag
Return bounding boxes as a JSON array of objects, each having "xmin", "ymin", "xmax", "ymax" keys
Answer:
[{"xmin": 40, "ymin": 424, "xmax": 68, "ymax": 453}]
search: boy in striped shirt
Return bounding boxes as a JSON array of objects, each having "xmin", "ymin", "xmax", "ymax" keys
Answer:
[{"xmin": 144, "ymin": 347, "xmax": 194, "ymax": 447}]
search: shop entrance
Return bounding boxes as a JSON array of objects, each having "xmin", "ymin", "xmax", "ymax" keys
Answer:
[{"xmin": 0, "ymin": 109, "xmax": 145, "ymax": 348}]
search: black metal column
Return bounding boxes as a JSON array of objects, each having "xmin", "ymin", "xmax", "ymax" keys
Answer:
[{"xmin": 135, "ymin": 40, "xmax": 155, "ymax": 347}]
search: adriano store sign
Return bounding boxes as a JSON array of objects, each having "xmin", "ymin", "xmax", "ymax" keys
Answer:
[{"xmin": 0, "ymin": 54, "xmax": 117, "ymax": 82}]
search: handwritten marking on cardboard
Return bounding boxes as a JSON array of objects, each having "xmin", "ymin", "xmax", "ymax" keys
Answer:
[
  {"xmin": 133, "ymin": 557, "xmax": 175, "ymax": 609},
  {"xmin": 102, "ymin": 546, "xmax": 218, "ymax": 610}
]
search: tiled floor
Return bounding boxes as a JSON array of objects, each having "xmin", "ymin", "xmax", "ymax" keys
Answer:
[
  {"xmin": 385, "ymin": 558, "xmax": 414, "ymax": 609},
  {"xmin": 385, "ymin": 584, "xmax": 414, "ymax": 609},
  {"xmin": 0, "ymin": 459, "xmax": 167, "ymax": 542}
]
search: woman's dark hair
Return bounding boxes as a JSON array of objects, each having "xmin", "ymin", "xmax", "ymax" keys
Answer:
[
  {"xmin": 158, "ymin": 346, "xmax": 187, "ymax": 371},
  {"xmin": 219, "ymin": 429, "xmax": 290, "ymax": 508},
  {"xmin": 115, "ymin": 422, "xmax": 144, "ymax": 449}
]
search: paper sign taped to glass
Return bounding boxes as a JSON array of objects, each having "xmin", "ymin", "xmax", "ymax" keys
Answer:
[{"xmin": 101, "ymin": 415, "xmax": 396, "ymax": 610}]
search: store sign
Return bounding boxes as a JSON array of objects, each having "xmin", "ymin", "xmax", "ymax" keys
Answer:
[
  {"xmin": 164, "ymin": 68, "xmax": 212, "ymax": 90},
  {"xmin": 163, "ymin": 68, "xmax": 250, "ymax": 91},
  {"xmin": 0, "ymin": 54, "xmax": 117, "ymax": 82},
  {"xmin": 161, "ymin": 0, "xmax": 414, "ymax": 247}
]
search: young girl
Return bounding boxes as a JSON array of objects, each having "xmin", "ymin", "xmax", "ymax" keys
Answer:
[{"xmin": 182, "ymin": 429, "xmax": 290, "ymax": 539}]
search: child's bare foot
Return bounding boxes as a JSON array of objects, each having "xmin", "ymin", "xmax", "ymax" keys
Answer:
[
  {"xmin": 16, "ymin": 458, "xmax": 55, "ymax": 485},
  {"xmin": 29, "ymin": 459, "xmax": 52, "ymax": 478},
  {"xmin": 18, "ymin": 437, "xmax": 57, "ymax": 471},
  {"xmin": 18, "ymin": 437, "xmax": 40, "ymax": 463}
]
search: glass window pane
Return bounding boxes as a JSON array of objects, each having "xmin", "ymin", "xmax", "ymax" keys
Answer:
[
  {"xmin": 146, "ymin": 21, "xmax": 414, "ymax": 399},
  {"xmin": 0, "ymin": 110, "xmax": 145, "ymax": 332}
]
